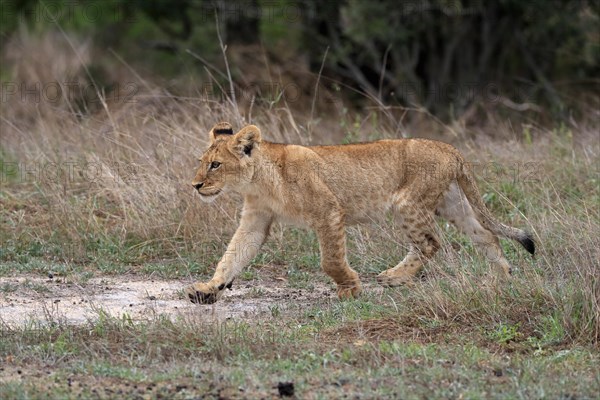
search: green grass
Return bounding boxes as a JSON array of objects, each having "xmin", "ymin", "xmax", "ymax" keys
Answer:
[
  {"xmin": 1, "ymin": 278, "xmax": 51, "ymax": 294},
  {"xmin": 0, "ymin": 308, "xmax": 598, "ymax": 399},
  {"xmin": 1, "ymin": 55, "xmax": 598, "ymax": 397}
]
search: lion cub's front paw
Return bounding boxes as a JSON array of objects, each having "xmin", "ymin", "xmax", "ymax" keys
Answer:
[
  {"xmin": 337, "ymin": 280, "xmax": 363, "ymax": 300},
  {"xmin": 186, "ymin": 279, "xmax": 234, "ymax": 304},
  {"xmin": 376, "ymin": 269, "xmax": 417, "ymax": 287},
  {"xmin": 186, "ymin": 282, "xmax": 222, "ymax": 305}
]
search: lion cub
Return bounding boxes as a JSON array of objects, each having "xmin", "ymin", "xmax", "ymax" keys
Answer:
[{"xmin": 187, "ymin": 122, "xmax": 534, "ymax": 304}]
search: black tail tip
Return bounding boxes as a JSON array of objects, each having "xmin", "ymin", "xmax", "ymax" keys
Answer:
[{"xmin": 518, "ymin": 233, "xmax": 535, "ymax": 255}]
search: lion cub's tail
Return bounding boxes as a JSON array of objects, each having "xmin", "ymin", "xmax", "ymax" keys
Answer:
[{"xmin": 456, "ymin": 161, "xmax": 535, "ymax": 255}]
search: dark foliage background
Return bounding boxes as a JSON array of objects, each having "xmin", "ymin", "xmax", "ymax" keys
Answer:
[{"xmin": 1, "ymin": 0, "xmax": 598, "ymax": 122}]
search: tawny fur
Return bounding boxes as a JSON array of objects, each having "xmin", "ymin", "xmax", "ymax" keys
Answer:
[{"xmin": 187, "ymin": 122, "xmax": 535, "ymax": 304}]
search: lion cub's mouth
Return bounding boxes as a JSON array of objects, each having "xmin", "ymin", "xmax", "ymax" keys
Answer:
[{"xmin": 198, "ymin": 189, "xmax": 222, "ymax": 202}]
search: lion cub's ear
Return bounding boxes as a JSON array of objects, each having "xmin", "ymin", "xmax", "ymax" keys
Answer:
[
  {"xmin": 232, "ymin": 125, "xmax": 261, "ymax": 157},
  {"xmin": 210, "ymin": 122, "xmax": 234, "ymax": 142}
]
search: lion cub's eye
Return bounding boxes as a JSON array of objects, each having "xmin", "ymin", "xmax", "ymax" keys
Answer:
[{"xmin": 210, "ymin": 161, "xmax": 221, "ymax": 170}]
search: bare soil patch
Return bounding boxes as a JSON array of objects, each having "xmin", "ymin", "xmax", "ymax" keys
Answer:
[{"xmin": 0, "ymin": 275, "xmax": 339, "ymax": 326}]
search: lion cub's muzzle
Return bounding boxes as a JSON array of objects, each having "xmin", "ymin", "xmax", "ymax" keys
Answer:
[{"xmin": 191, "ymin": 181, "xmax": 223, "ymax": 202}]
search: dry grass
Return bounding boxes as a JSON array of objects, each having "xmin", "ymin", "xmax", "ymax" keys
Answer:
[
  {"xmin": 1, "ymin": 30, "xmax": 599, "ymax": 343},
  {"xmin": 0, "ymin": 30, "xmax": 599, "ymax": 398}
]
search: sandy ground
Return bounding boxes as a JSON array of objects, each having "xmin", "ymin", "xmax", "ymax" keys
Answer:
[
  {"xmin": 0, "ymin": 274, "xmax": 384, "ymax": 398},
  {"xmin": 0, "ymin": 275, "xmax": 343, "ymax": 327}
]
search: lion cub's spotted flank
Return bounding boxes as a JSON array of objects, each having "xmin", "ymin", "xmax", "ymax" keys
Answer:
[{"xmin": 187, "ymin": 122, "xmax": 534, "ymax": 304}]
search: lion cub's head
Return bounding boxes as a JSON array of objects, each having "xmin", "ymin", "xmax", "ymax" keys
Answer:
[{"xmin": 191, "ymin": 122, "xmax": 262, "ymax": 202}]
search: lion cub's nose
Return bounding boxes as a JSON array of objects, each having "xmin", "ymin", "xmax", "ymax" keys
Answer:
[{"xmin": 193, "ymin": 182, "xmax": 204, "ymax": 190}]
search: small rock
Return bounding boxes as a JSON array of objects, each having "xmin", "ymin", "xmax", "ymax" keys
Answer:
[
  {"xmin": 48, "ymin": 272, "xmax": 54, "ymax": 279},
  {"xmin": 277, "ymin": 382, "xmax": 294, "ymax": 397},
  {"xmin": 335, "ymin": 378, "xmax": 350, "ymax": 386}
]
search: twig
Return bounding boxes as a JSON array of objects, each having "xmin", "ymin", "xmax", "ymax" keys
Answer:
[
  {"xmin": 215, "ymin": 13, "xmax": 240, "ymax": 119},
  {"xmin": 498, "ymin": 96, "xmax": 542, "ymax": 112},
  {"xmin": 378, "ymin": 44, "xmax": 392, "ymax": 102},
  {"xmin": 185, "ymin": 48, "xmax": 229, "ymax": 81},
  {"xmin": 309, "ymin": 46, "xmax": 329, "ymax": 142},
  {"xmin": 516, "ymin": 32, "xmax": 564, "ymax": 117}
]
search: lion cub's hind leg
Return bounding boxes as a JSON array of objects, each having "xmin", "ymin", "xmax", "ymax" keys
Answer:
[
  {"xmin": 377, "ymin": 204, "xmax": 441, "ymax": 287},
  {"xmin": 314, "ymin": 210, "xmax": 363, "ymax": 299},
  {"xmin": 436, "ymin": 182, "xmax": 512, "ymax": 278}
]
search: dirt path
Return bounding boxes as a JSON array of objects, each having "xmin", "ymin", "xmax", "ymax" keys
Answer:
[{"xmin": 0, "ymin": 275, "xmax": 341, "ymax": 326}]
